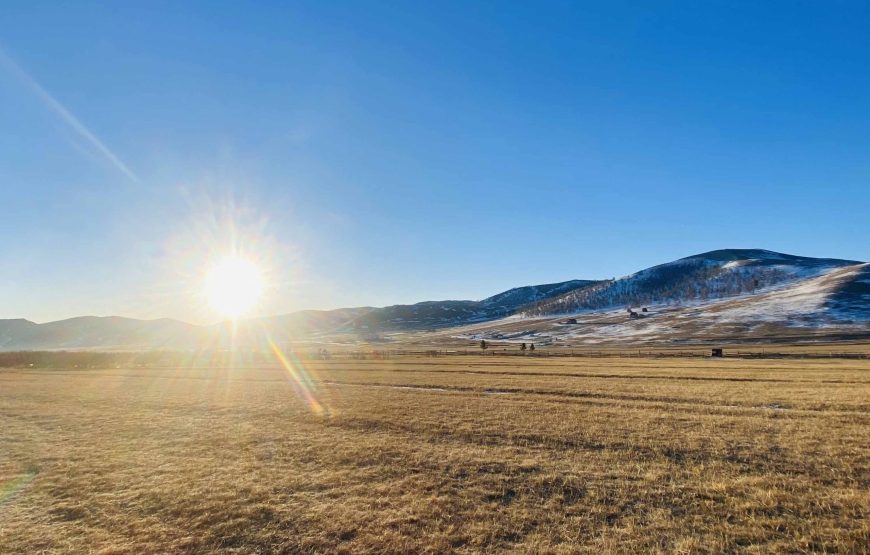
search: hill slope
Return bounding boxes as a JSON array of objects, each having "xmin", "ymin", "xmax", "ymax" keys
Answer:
[
  {"xmin": 521, "ymin": 249, "xmax": 859, "ymax": 317},
  {"xmin": 454, "ymin": 261, "xmax": 870, "ymax": 346}
]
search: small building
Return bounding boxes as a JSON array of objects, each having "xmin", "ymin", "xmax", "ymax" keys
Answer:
[
  {"xmin": 629, "ymin": 311, "xmax": 640, "ymax": 319},
  {"xmin": 711, "ymin": 348, "xmax": 724, "ymax": 358}
]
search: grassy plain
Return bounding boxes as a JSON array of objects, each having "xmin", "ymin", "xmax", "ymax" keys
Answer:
[{"xmin": 1, "ymin": 355, "xmax": 868, "ymax": 553}]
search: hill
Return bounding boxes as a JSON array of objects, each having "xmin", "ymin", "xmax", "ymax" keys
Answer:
[
  {"xmin": 521, "ymin": 249, "xmax": 859, "ymax": 317},
  {"xmin": 454, "ymin": 257, "xmax": 870, "ymax": 346}
]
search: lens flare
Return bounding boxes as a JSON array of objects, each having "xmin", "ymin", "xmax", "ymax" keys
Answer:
[
  {"xmin": 0, "ymin": 469, "xmax": 37, "ymax": 507},
  {"xmin": 269, "ymin": 339, "xmax": 329, "ymax": 416}
]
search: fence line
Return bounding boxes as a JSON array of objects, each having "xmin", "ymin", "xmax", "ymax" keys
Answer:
[
  {"xmin": 322, "ymin": 349, "xmax": 869, "ymax": 361},
  {"xmin": 2, "ymin": 348, "xmax": 867, "ymax": 369}
]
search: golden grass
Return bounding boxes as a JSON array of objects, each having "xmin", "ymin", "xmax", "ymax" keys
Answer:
[{"xmin": 1, "ymin": 356, "xmax": 868, "ymax": 553}]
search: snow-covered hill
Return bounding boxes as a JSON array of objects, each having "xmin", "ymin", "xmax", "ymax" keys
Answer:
[
  {"xmin": 521, "ymin": 249, "xmax": 859, "ymax": 317},
  {"xmin": 455, "ymin": 262, "xmax": 870, "ymax": 346}
]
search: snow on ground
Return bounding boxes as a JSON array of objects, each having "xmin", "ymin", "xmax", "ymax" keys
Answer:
[
  {"xmin": 711, "ymin": 279, "xmax": 829, "ymax": 322},
  {"xmin": 722, "ymin": 260, "xmax": 751, "ymax": 269}
]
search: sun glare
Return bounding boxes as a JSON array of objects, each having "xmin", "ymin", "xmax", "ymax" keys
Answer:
[{"xmin": 204, "ymin": 256, "xmax": 264, "ymax": 319}]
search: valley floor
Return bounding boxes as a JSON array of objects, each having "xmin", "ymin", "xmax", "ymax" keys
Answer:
[{"xmin": 1, "ymin": 356, "xmax": 868, "ymax": 553}]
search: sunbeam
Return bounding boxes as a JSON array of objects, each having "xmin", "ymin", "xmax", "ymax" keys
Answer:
[{"xmin": 0, "ymin": 45, "xmax": 138, "ymax": 182}]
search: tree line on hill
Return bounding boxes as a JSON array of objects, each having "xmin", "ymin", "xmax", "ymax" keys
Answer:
[{"xmin": 521, "ymin": 265, "xmax": 795, "ymax": 317}]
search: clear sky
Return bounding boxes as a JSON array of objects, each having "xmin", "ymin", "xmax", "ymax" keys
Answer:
[{"xmin": 1, "ymin": 1, "xmax": 869, "ymax": 324}]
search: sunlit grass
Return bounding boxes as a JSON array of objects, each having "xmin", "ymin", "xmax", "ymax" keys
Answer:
[{"xmin": 1, "ymin": 356, "xmax": 867, "ymax": 553}]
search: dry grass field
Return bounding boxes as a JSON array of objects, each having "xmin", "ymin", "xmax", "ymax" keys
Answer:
[{"xmin": 1, "ymin": 355, "xmax": 868, "ymax": 554}]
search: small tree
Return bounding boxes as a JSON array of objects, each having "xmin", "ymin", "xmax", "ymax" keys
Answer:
[
  {"xmin": 520, "ymin": 343, "xmax": 527, "ymax": 351},
  {"xmin": 529, "ymin": 343, "xmax": 535, "ymax": 352},
  {"xmin": 480, "ymin": 339, "xmax": 487, "ymax": 351}
]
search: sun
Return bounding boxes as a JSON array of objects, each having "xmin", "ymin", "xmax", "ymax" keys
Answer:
[{"xmin": 204, "ymin": 256, "xmax": 264, "ymax": 319}]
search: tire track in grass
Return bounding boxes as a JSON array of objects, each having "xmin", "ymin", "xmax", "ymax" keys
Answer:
[{"xmin": 320, "ymin": 380, "xmax": 870, "ymax": 418}]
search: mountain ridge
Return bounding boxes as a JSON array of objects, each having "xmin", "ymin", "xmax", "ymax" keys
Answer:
[{"xmin": 1, "ymin": 249, "xmax": 867, "ymax": 350}]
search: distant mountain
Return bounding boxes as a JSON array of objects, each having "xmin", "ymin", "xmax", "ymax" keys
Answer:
[
  {"xmin": 1, "ymin": 250, "xmax": 866, "ymax": 351},
  {"xmin": 0, "ymin": 279, "xmax": 594, "ymax": 350},
  {"xmin": 0, "ymin": 319, "xmax": 38, "ymax": 349},
  {"xmin": 0, "ymin": 316, "xmax": 201, "ymax": 351}
]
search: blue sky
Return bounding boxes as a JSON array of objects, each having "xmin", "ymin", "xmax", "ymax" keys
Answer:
[{"xmin": 1, "ymin": 1, "xmax": 869, "ymax": 323}]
